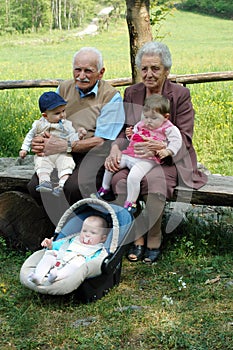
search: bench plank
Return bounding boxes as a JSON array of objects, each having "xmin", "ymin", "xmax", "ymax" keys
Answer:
[
  {"xmin": 173, "ymin": 175, "xmax": 233, "ymax": 206},
  {"xmin": 0, "ymin": 171, "xmax": 232, "ymax": 207}
]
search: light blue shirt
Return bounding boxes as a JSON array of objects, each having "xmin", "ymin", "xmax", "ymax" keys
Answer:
[
  {"xmin": 51, "ymin": 237, "xmax": 102, "ymax": 262},
  {"xmin": 57, "ymin": 81, "xmax": 125, "ymax": 140}
]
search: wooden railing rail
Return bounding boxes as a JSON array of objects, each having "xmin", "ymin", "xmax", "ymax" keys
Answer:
[{"xmin": 0, "ymin": 71, "xmax": 233, "ymax": 90}]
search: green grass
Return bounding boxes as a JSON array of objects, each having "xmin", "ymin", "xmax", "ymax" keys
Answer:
[
  {"xmin": 0, "ymin": 10, "xmax": 233, "ymax": 349},
  {"xmin": 159, "ymin": 9, "xmax": 233, "ymax": 73},
  {"xmin": 1, "ymin": 222, "xmax": 233, "ymax": 350}
]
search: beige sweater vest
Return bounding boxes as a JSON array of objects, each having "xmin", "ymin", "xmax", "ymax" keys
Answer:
[{"xmin": 59, "ymin": 79, "xmax": 117, "ymax": 139}]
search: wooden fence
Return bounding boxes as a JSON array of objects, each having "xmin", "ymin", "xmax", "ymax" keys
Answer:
[{"xmin": 0, "ymin": 71, "xmax": 233, "ymax": 90}]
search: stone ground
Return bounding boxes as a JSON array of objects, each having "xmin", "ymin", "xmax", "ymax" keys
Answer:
[{"xmin": 0, "ymin": 155, "xmax": 34, "ymax": 179}]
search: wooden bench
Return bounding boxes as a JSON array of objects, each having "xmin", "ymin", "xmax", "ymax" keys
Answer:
[{"xmin": 0, "ymin": 158, "xmax": 232, "ymax": 207}]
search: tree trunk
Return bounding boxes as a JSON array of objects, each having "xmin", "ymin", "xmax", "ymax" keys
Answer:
[
  {"xmin": 58, "ymin": 0, "xmax": 62, "ymax": 30},
  {"xmin": 125, "ymin": 0, "xmax": 152, "ymax": 83}
]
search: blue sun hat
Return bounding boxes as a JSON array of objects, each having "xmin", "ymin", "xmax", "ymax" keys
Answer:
[{"xmin": 39, "ymin": 91, "xmax": 67, "ymax": 113}]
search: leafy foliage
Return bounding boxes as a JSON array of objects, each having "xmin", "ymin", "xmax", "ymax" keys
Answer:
[
  {"xmin": 150, "ymin": 0, "xmax": 175, "ymax": 39},
  {"xmin": 0, "ymin": 0, "xmax": 97, "ymax": 33},
  {"xmin": 179, "ymin": 0, "xmax": 233, "ymax": 19}
]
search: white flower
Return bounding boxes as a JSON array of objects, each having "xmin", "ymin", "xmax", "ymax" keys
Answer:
[
  {"xmin": 162, "ymin": 295, "xmax": 174, "ymax": 305},
  {"xmin": 178, "ymin": 276, "xmax": 187, "ymax": 290}
]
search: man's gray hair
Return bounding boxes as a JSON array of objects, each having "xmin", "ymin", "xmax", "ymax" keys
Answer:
[
  {"xmin": 135, "ymin": 41, "xmax": 172, "ymax": 70},
  {"xmin": 73, "ymin": 47, "xmax": 104, "ymax": 72}
]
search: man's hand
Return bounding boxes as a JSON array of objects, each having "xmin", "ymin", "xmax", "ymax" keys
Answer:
[
  {"xmin": 43, "ymin": 135, "xmax": 67, "ymax": 156},
  {"xmin": 31, "ymin": 131, "xmax": 50, "ymax": 156},
  {"xmin": 31, "ymin": 132, "xmax": 67, "ymax": 156}
]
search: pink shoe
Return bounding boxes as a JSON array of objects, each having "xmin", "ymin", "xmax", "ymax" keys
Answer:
[
  {"xmin": 96, "ymin": 187, "xmax": 110, "ymax": 198},
  {"xmin": 124, "ymin": 201, "xmax": 137, "ymax": 213}
]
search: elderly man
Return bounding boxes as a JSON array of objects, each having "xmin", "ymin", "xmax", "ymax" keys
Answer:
[{"xmin": 28, "ymin": 47, "xmax": 125, "ymax": 208}]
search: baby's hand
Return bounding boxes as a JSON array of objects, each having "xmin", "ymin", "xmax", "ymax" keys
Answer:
[
  {"xmin": 78, "ymin": 127, "xmax": 87, "ymax": 140},
  {"xmin": 125, "ymin": 126, "xmax": 133, "ymax": 139},
  {"xmin": 41, "ymin": 237, "xmax": 53, "ymax": 249},
  {"xmin": 157, "ymin": 149, "xmax": 173, "ymax": 159},
  {"xmin": 19, "ymin": 150, "xmax": 27, "ymax": 159}
]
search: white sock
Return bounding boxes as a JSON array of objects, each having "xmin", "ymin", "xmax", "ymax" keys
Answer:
[
  {"xmin": 59, "ymin": 175, "xmax": 69, "ymax": 188},
  {"xmin": 39, "ymin": 174, "xmax": 50, "ymax": 183},
  {"xmin": 28, "ymin": 272, "xmax": 41, "ymax": 285},
  {"xmin": 47, "ymin": 268, "xmax": 58, "ymax": 283}
]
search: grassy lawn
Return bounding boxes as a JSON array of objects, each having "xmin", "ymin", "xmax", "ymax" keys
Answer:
[
  {"xmin": 0, "ymin": 9, "xmax": 233, "ymax": 350},
  {"xmin": 1, "ymin": 226, "xmax": 233, "ymax": 349}
]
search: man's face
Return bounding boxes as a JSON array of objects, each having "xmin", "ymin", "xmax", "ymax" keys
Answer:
[{"xmin": 73, "ymin": 51, "xmax": 105, "ymax": 93}]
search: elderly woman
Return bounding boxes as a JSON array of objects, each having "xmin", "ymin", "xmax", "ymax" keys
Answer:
[{"xmin": 105, "ymin": 41, "xmax": 207, "ymax": 263}]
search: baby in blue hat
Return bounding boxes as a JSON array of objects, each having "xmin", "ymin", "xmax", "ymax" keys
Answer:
[{"xmin": 19, "ymin": 91, "xmax": 86, "ymax": 197}]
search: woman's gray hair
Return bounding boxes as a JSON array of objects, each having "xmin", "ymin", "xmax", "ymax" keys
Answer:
[
  {"xmin": 72, "ymin": 47, "xmax": 104, "ymax": 72},
  {"xmin": 135, "ymin": 41, "xmax": 172, "ymax": 70}
]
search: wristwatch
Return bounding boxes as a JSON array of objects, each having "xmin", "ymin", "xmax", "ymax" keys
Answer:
[{"xmin": 67, "ymin": 140, "xmax": 72, "ymax": 153}]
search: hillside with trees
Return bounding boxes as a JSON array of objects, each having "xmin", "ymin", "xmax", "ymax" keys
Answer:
[
  {"xmin": 0, "ymin": 0, "xmax": 125, "ymax": 34},
  {"xmin": 1, "ymin": 1, "xmax": 232, "ymax": 35},
  {"xmin": 178, "ymin": 0, "xmax": 233, "ymax": 19}
]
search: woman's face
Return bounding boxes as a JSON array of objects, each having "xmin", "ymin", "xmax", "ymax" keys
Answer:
[{"xmin": 140, "ymin": 54, "xmax": 169, "ymax": 94}]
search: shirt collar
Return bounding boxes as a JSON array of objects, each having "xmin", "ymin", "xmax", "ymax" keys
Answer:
[{"xmin": 76, "ymin": 81, "xmax": 99, "ymax": 98}]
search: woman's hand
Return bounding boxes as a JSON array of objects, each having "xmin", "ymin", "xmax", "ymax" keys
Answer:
[
  {"xmin": 105, "ymin": 144, "xmax": 122, "ymax": 172},
  {"xmin": 134, "ymin": 138, "xmax": 166, "ymax": 158}
]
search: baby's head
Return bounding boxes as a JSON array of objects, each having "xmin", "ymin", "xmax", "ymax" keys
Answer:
[
  {"xmin": 79, "ymin": 215, "xmax": 110, "ymax": 245},
  {"xmin": 39, "ymin": 91, "xmax": 67, "ymax": 124},
  {"xmin": 142, "ymin": 94, "xmax": 170, "ymax": 130}
]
